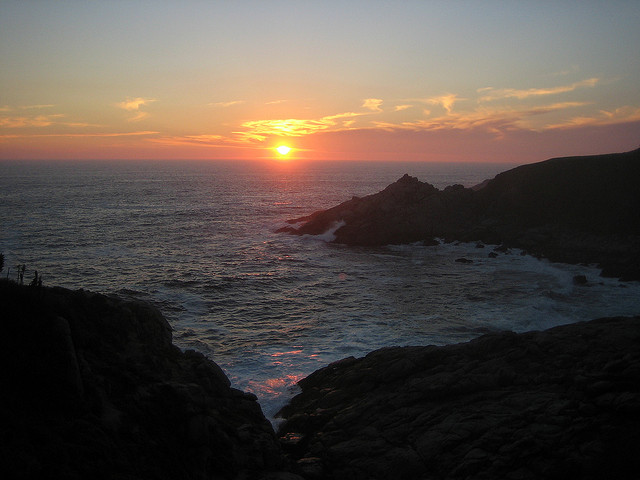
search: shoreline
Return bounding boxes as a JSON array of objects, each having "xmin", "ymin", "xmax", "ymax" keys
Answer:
[{"xmin": 2, "ymin": 279, "xmax": 639, "ymax": 479}]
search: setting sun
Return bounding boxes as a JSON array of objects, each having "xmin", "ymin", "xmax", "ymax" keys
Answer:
[{"xmin": 276, "ymin": 145, "xmax": 292, "ymax": 156}]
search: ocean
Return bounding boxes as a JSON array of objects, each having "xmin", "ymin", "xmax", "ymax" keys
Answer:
[{"xmin": 2, "ymin": 159, "xmax": 639, "ymax": 422}]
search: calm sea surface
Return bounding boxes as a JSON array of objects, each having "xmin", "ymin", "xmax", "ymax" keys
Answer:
[{"xmin": 2, "ymin": 159, "xmax": 639, "ymax": 420}]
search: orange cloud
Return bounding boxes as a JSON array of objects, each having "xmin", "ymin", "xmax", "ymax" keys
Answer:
[
  {"xmin": 366, "ymin": 101, "xmax": 591, "ymax": 138},
  {"xmin": 220, "ymin": 94, "xmax": 614, "ymax": 146},
  {"xmin": 0, "ymin": 131, "xmax": 159, "ymax": 139},
  {"xmin": 0, "ymin": 104, "xmax": 66, "ymax": 128},
  {"xmin": 425, "ymin": 94, "xmax": 460, "ymax": 113},
  {"xmin": 544, "ymin": 105, "xmax": 640, "ymax": 130},
  {"xmin": 478, "ymin": 78, "xmax": 599, "ymax": 102},
  {"xmin": 362, "ymin": 98, "xmax": 383, "ymax": 112},
  {"xmin": 0, "ymin": 114, "xmax": 64, "ymax": 128},
  {"xmin": 236, "ymin": 112, "xmax": 361, "ymax": 141},
  {"xmin": 115, "ymin": 97, "xmax": 156, "ymax": 122},
  {"xmin": 148, "ymin": 134, "xmax": 253, "ymax": 148}
]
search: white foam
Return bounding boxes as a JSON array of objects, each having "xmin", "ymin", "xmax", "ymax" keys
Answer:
[{"xmin": 303, "ymin": 220, "xmax": 346, "ymax": 242}]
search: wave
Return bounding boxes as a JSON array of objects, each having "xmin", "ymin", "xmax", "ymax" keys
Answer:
[{"xmin": 302, "ymin": 220, "xmax": 346, "ymax": 242}]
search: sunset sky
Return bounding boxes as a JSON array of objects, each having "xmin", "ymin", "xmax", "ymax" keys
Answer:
[{"xmin": 1, "ymin": 1, "xmax": 639, "ymax": 163}]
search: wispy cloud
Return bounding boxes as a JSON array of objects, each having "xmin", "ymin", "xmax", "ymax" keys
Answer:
[
  {"xmin": 0, "ymin": 114, "xmax": 65, "ymax": 128},
  {"xmin": 236, "ymin": 112, "xmax": 362, "ymax": 142},
  {"xmin": 227, "ymin": 95, "xmax": 603, "ymax": 143},
  {"xmin": 0, "ymin": 104, "xmax": 106, "ymax": 130},
  {"xmin": 1, "ymin": 104, "xmax": 57, "ymax": 112},
  {"xmin": 394, "ymin": 104, "xmax": 412, "ymax": 112},
  {"xmin": 544, "ymin": 105, "xmax": 640, "ymax": 130},
  {"xmin": 234, "ymin": 99, "xmax": 392, "ymax": 142},
  {"xmin": 478, "ymin": 78, "xmax": 599, "ymax": 102},
  {"xmin": 18, "ymin": 104, "xmax": 56, "ymax": 110},
  {"xmin": 0, "ymin": 104, "xmax": 63, "ymax": 128},
  {"xmin": 410, "ymin": 94, "xmax": 460, "ymax": 113},
  {"xmin": 0, "ymin": 130, "xmax": 160, "ymax": 138},
  {"xmin": 148, "ymin": 134, "xmax": 259, "ymax": 148},
  {"xmin": 265, "ymin": 99, "xmax": 287, "ymax": 105},
  {"xmin": 362, "ymin": 98, "xmax": 383, "ymax": 112},
  {"xmin": 361, "ymin": 101, "xmax": 593, "ymax": 140},
  {"xmin": 0, "ymin": 131, "xmax": 159, "ymax": 141},
  {"xmin": 115, "ymin": 97, "xmax": 157, "ymax": 122},
  {"xmin": 209, "ymin": 100, "xmax": 244, "ymax": 108}
]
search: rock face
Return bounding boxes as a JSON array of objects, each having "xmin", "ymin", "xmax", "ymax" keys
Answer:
[
  {"xmin": 0, "ymin": 281, "xmax": 284, "ymax": 480},
  {"xmin": 276, "ymin": 317, "xmax": 640, "ymax": 480},
  {"xmin": 279, "ymin": 149, "xmax": 640, "ymax": 280}
]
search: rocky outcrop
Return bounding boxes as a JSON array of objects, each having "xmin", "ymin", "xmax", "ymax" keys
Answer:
[
  {"xmin": 4, "ymin": 279, "xmax": 639, "ymax": 479},
  {"xmin": 279, "ymin": 148, "xmax": 640, "ymax": 280},
  {"xmin": 0, "ymin": 281, "xmax": 287, "ymax": 480},
  {"xmin": 276, "ymin": 316, "xmax": 640, "ymax": 479},
  {"xmin": 278, "ymin": 174, "xmax": 468, "ymax": 246}
]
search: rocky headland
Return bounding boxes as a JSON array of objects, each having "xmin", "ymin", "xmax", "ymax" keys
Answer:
[
  {"xmin": 276, "ymin": 316, "xmax": 640, "ymax": 479},
  {"xmin": 278, "ymin": 148, "xmax": 640, "ymax": 280}
]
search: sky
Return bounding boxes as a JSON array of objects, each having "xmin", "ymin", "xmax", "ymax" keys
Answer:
[{"xmin": 1, "ymin": 0, "xmax": 639, "ymax": 163}]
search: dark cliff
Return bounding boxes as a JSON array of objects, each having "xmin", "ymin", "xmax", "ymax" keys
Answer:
[
  {"xmin": 0, "ymin": 281, "xmax": 285, "ymax": 480},
  {"xmin": 279, "ymin": 148, "xmax": 640, "ymax": 279}
]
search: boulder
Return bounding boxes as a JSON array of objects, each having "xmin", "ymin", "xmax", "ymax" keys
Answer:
[{"xmin": 0, "ymin": 280, "xmax": 285, "ymax": 480}]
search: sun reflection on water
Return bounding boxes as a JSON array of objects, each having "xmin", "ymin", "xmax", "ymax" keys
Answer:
[{"xmin": 247, "ymin": 374, "xmax": 305, "ymax": 397}]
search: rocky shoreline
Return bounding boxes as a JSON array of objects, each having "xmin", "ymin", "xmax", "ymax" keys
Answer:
[
  {"xmin": 276, "ymin": 316, "xmax": 640, "ymax": 479},
  {"xmin": 2, "ymin": 280, "xmax": 639, "ymax": 479},
  {"xmin": 278, "ymin": 148, "xmax": 640, "ymax": 280}
]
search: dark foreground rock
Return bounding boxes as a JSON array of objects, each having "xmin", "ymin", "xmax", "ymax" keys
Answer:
[
  {"xmin": 277, "ymin": 317, "xmax": 640, "ymax": 479},
  {"xmin": 279, "ymin": 148, "xmax": 640, "ymax": 280},
  {"xmin": 0, "ymin": 281, "xmax": 287, "ymax": 480}
]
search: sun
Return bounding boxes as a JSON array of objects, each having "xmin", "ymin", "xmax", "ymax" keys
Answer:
[{"xmin": 276, "ymin": 145, "xmax": 291, "ymax": 156}]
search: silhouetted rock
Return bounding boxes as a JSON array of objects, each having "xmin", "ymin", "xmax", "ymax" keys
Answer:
[
  {"xmin": 280, "ymin": 149, "xmax": 640, "ymax": 280},
  {"xmin": 0, "ymin": 280, "xmax": 285, "ymax": 480},
  {"xmin": 276, "ymin": 316, "xmax": 640, "ymax": 479}
]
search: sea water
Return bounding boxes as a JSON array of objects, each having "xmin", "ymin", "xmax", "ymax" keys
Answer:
[{"xmin": 2, "ymin": 159, "xmax": 639, "ymax": 421}]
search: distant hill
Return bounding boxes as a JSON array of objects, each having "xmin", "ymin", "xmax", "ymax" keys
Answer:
[{"xmin": 279, "ymin": 148, "xmax": 640, "ymax": 279}]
